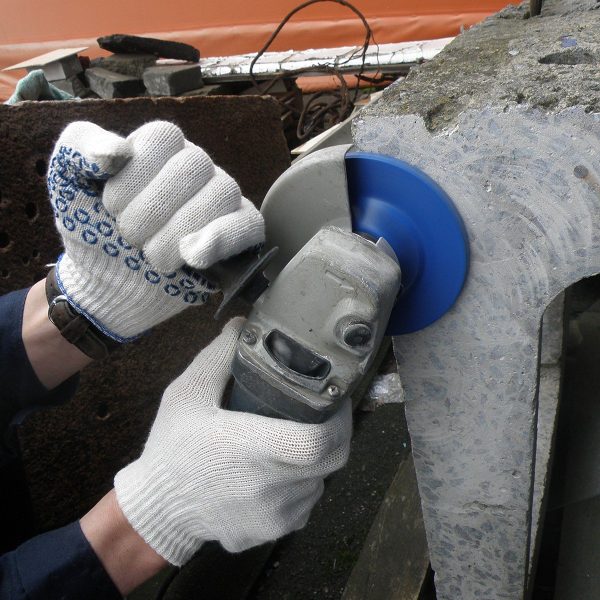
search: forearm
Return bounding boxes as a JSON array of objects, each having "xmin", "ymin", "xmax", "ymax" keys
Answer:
[
  {"xmin": 80, "ymin": 489, "xmax": 168, "ymax": 596},
  {"xmin": 22, "ymin": 279, "xmax": 93, "ymax": 389},
  {"xmin": 21, "ymin": 283, "xmax": 167, "ymax": 594}
]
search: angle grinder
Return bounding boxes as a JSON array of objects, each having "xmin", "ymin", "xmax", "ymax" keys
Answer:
[{"xmin": 203, "ymin": 145, "xmax": 469, "ymax": 423}]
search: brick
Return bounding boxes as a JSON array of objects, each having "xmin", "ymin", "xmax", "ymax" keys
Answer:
[
  {"xmin": 143, "ymin": 64, "xmax": 203, "ymax": 96},
  {"xmin": 84, "ymin": 67, "xmax": 145, "ymax": 99},
  {"xmin": 89, "ymin": 53, "xmax": 156, "ymax": 79}
]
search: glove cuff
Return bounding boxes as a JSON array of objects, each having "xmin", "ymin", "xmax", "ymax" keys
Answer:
[
  {"xmin": 57, "ymin": 252, "xmax": 210, "ymax": 342},
  {"xmin": 114, "ymin": 457, "xmax": 207, "ymax": 566},
  {"xmin": 56, "ymin": 254, "xmax": 146, "ymax": 342},
  {"xmin": 46, "ymin": 266, "xmax": 123, "ymax": 359}
]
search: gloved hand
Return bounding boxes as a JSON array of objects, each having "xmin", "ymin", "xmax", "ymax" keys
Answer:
[
  {"xmin": 114, "ymin": 317, "xmax": 352, "ymax": 566},
  {"xmin": 48, "ymin": 121, "xmax": 264, "ymax": 342}
]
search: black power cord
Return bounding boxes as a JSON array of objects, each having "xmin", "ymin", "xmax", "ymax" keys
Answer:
[{"xmin": 248, "ymin": 0, "xmax": 377, "ymax": 141}]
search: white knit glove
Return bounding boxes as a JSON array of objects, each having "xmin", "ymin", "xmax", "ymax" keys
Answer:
[
  {"xmin": 114, "ymin": 317, "xmax": 352, "ymax": 566},
  {"xmin": 48, "ymin": 121, "xmax": 264, "ymax": 342}
]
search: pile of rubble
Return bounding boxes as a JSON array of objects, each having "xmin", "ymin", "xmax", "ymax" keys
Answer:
[
  {"xmin": 8, "ymin": 34, "xmax": 212, "ymax": 99},
  {"xmin": 4, "ymin": 33, "xmax": 452, "ymax": 149}
]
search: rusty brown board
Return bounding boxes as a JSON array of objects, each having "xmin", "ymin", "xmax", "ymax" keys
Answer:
[{"xmin": 0, "ymin": 95, "xmax": 289, "ymax": 535}]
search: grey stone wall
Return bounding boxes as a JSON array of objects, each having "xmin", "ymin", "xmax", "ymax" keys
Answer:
[{"xmin": 352, "ymin": 1, "xmax": 600, "ymax": 597}]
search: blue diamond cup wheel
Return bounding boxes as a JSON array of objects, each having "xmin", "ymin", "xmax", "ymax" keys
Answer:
[{"xmin": 345, "ymin": 152, "xmax": 470, "ymax": 336}]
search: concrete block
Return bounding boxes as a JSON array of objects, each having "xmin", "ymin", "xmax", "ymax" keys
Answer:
[
  {"xmin": 28, "ymin": 54, "xmax": 82, "ymax": 82},
  {"xmin": 89, "ymin": 53, "xmax": 156, "ymax": 79},
  {"xmin": 359, "ymin": 105, "xmax": 599, "ymax": 600},
  {"xmin": 6, "ymin": 49, "xmax": 87, "ymax": 84},
  {"xmin": 352, "ymin": 1, "xmax": 600, "ymax": 598},
  {"xmin": 85, "ymin": 67, "xmax": 145, "ymax": 99},
  {"xmin": 51, "ymin": 76, "xmax": 88, "ymax": 98},
  {"xmin": 143, "ymin": 64, "xmax": 203, "ymax": 96},
  {"xmin": 98, "ymin": 34, "xmax": 199, "ymax": 62}
]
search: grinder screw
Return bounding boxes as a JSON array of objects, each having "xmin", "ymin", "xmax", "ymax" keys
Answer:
[
  {"xmin": 327, "ymin": 385, "xmax": 340, "ymax": 398},
  {"xmin": 343, "ymin": 322, "xmax": 372, "ymax": 347},
  {"xmin": 241, "ymin": 329, "xmax": 257, "ymax": 345}
]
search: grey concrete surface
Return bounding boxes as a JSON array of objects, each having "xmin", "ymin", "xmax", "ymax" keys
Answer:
[
  {"xmin": 351, "ymin": 1, "xmax": 600, "ymax": 597},
  {"xmin": 358, "ymin": 1, "xmax": 600, "ymax": 129},
  {"xmin": 529, "ymin": 295, "xmax": 565, "ymax": 587},
  {"xmin": 355, "ymin": 105, "xmax": 600, "ymax": 600}
]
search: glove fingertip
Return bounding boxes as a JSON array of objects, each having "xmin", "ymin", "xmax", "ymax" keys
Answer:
[
  {"xmin": 55, "ymin": 121, "xmax": 132, "ymax": 178},
  {"xmin": 179, "ymin": 230, "xmax": 207, "ymax": 269},
  {"xmin": 224, "ymin": 316, "xmax": 246, "ymax": 336},
  {"xmin": 93, "ymin": 137, "xmax": 133, "ymax": 174},
  {"xmin": 178, "ymin": 206, "xmax": 265, "ymax": 270}
]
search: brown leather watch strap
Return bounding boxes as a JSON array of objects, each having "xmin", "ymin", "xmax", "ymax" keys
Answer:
[{"xmin": 45, "ymin": 267, "xmax": 121, "ymax": 360}]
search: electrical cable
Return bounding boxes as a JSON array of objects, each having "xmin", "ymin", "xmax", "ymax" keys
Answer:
[{"xmin": 248, "ymin": 0, "xmax": 376, "ymax": 140}]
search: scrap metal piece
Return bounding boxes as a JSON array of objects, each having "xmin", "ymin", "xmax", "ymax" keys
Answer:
[{"xmin": 97, "ymin": 34, "xmax": 200, "ymax": 62}]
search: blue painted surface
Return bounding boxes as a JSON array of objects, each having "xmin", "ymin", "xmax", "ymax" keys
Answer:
[{"xmin": 345, "ymin": 152, "xmax": 470, "ymax": 335}]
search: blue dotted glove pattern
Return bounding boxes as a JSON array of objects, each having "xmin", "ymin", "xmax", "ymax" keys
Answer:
[{"xmin": 47, "ymin": 145, "xmax": 215, "ymax": 339}]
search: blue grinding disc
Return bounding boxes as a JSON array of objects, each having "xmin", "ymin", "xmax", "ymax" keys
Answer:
[{"xmin": 345, "ymin": 152, "xmax": 469, "ymax": 336}]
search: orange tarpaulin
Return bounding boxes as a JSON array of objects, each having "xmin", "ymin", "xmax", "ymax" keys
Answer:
[{"xmin": 0, "ymin": 0, "xmax": 512, "ymax": 100}]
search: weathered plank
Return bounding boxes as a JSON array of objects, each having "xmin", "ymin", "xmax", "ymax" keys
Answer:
[{"xmin": 342, "ymin": 457, "xmax": 429, "ymax": 600}]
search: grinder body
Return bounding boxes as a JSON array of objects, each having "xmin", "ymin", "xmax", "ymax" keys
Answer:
[{"xmin": 230, "ymin": 226, "xmax": 402, "ymax": 423}]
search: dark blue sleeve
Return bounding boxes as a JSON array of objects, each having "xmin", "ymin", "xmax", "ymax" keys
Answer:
[
  {"xmin": 0, "ymin": 521, "xmax": 121, "ymax": 599},
  {"xmin": 0, "ymin": 291, "xmax": 119, "ymax": 599},
  {"xmin": 0, "ymin": 288, "xmax": 79, "ymax": 453}
]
